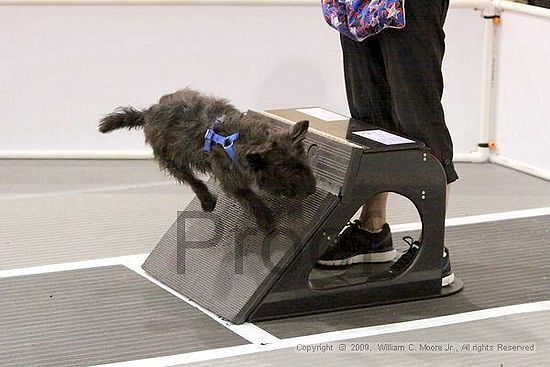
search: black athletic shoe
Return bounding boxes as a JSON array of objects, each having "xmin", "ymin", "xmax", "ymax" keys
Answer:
[
  {"xmin": 317, "ymin": 220, "xmax": 397, "ymax": 266},
  {"xmin": 441, "ymin": 247, "xmax": 455, "ymax": 287},
  {"xmin": 369, "ymin": 236, "xmax": 455, "ymax": 287}
]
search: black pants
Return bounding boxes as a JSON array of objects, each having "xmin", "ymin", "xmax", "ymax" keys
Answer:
[{"xmin": 341, "ymin": 0, "xmax": 458, "ymax": 183}]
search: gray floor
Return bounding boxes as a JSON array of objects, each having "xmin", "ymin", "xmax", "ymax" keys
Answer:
[
  {"xmin": 0, "ymin": 160, "xmax": 194, "ymax": 270},
  {"xmin": 185, "ymin": 311, "xmax": 550, "ymax": 367},
  {"xmin": 1, "ymin": 161, "xmax": 549, "ymax": 270},
  {"xmin": 386, "ymin": 161, "xmax": 550, "ymax": 224},
  {"xmin": 0, "ymin": 265, "xmax": 247, "ymax": 367},
  {"xmin": 259, "ymin": 215, "xmax": 550, "ymax": 337},
  {"xmin": 0, "ymin": 160, "xmax": 549, "ymax": 367}
]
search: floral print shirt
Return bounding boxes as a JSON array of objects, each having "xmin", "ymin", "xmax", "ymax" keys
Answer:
[{"xmin": 322, "ymin": 0, "xmax": 406, "ymax": 41}]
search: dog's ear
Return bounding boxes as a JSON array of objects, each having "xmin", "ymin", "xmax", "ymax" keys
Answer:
[
  {"xmin": 291, "ymin": 120, "xmax": 309, "ymax": 144},
  {"xmin": 246, "ymin": 152, "xmax": 269, "ymax": 171}
]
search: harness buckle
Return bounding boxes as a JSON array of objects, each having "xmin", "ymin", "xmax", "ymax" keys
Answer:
[{"xmin": 203, "ymin": 115, "xmax": 239, "ymax": 164}]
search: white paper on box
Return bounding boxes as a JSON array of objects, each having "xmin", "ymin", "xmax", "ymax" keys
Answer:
[
  {"xmin": 297, "ymin": 108, "xmax": 348, "ymax": 122},
  {"xmin": 353, "ymin": 129, "xmax": 415, "ymax": 145}
]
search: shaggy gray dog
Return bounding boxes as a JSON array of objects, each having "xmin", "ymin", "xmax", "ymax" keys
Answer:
[{"xmin": 99, "ymin": 88, "xmax": 316, "ymax": 233}]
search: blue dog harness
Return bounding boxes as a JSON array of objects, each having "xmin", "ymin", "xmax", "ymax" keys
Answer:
[{"xmin": 203, "ymin": 116, "xmax": 240, "ymax": 164}]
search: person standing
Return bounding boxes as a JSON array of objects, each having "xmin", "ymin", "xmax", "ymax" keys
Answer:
[{"xmin": 318, "ymin": 0, "xmax": 457, "ymax": 287}]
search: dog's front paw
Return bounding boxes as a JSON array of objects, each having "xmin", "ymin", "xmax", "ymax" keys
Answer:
[{"xmin": 200, "ymin": 195, "xmax": 217, "ymax": 212}]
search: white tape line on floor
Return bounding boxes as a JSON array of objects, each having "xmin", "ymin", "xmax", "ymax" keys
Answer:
[
  {"xmin": 3, "ymin": 205, "xmax": 547, "ymax": 279},
  {"xmin": 123, "ymin": 257, "xmax": 280, "ymax": 346},
  {"xmin": 2, "ymin": 205, "xmax": 549, "ymax": 362},
  {"xmin": 0, "ymin": 253, "xmax": 279, "ymax": 347},
  {"xmin": 90, "ymin": 300, "xmax": 550, "ymax": 367},
  {"xmin": 0, "ymin": 181, "xmax": 174, "ymax": 201},
  {"xmin": 0, "ymin": 254, "xmax": 150, "ymax": 279},
  {"xmin": 391, "ymin": 206, "xmax": 550, "ymax": 233}
]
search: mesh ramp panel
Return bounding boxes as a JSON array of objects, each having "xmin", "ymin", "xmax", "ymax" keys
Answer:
[{"xmin": 142, "ymin": 178, "xmax": 338, "ymax": 323}]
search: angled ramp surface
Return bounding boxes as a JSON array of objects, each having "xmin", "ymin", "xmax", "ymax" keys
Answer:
[
  {"xmin": 142, "ymin": 110, "xmax": 461, "ymax": 323},
  {"xmin": 142, "ymin": 178, "xmax": 339, "ymax": 323}
]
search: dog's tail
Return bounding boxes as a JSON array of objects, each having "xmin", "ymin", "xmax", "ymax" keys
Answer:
[{"xmin": 99, "ymin": 107, "xmax": 145, "ymax": 133}]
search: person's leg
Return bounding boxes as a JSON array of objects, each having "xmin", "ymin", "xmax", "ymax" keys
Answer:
[
  {"xmin": 341, "ymin": 33, "xmax": 395, "ymax": 235},
  {"xmin": 361, "ymin": 181, "xmax": 450, "ymax": 234},
  {"xmin": 340, "ymin": 34, "xmax": 397, "ymax": 131},
  {"xmin": 376, "ymin": 0, "xmax": 458, "ymax": 184},
  {"xmin": 359, "ymin": 193, "xmax": 388, "ymax": 232},
  {"xmin": 320, "ymin": 2, "xmax": 456, "ymax": 267},
  {"xmin": 321, "ymin": 37, "xmax": 397, "ymax": 265},
  {"xmin": 360, "ymin": 0, "xmax": 456, "ymax": 285}
]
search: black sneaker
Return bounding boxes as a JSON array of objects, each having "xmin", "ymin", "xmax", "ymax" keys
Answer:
[
  {"xmin": 368, "ymin": 236, "xmax": 455, "ymax": 287},
  {"xmin": 441, "ymin": 246, "xmax": 455, "ymax": 287},
  {"xmin": 317, "ymin": 220, "xmax": 397, "ymax": 266}
]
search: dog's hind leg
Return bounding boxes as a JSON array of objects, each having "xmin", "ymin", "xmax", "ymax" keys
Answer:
[{"xmin": 164, "ymin": 162, "xmax": 217, "ymax": 212}]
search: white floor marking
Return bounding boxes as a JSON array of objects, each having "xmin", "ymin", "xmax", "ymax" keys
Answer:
[
  {"xmin": 0, "ymin": 181, "xmax": 174, "ymax": 201},
  {"xmin": 123, "ymin": 257, "xmax": 280, "ymax": 346},
  {"xmin": 278, "ymin": 300, "xmax": 550, "ymax": 348},
  {"xmin": 90, "ymin": 300, "xmax": 550, "ymax": 367},
  {"xmin": 391, "ymin": 206, "xmax": 550, "ymax": 233},
  {"xmin": 90, "ymin": 344, "xmax": 264, "ymax": 367},
  {"xmin": 0, "ymin": 253, "xmax": 280, "ymax": 345},
  {"xmin": 2, "ymin": 205, "xmax": 549, "ymax": 365},
  {"xmin": 0, "ymin": 254, "xmax": 150, "ymax": 279},
  {"xmin": 2, "ymin": 205, "xmax": 540, "ymax": 274}
]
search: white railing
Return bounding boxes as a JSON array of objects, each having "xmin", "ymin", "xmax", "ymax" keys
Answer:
[
  {"xmin": 0, "ymin": 0, "xmax": 546, "ymax": 17},
  {"xmin": 496, "ymin": 0, "xmax": 550, "ymax": 18},
  {"xmin": 0, "ymin": 0, "xmax": 492, "ymax": 7},
  {"xmin": 2, "ymin": 1, "xmax": 547, "ymax": 19}
]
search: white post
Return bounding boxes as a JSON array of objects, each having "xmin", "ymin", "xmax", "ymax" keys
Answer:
[{"xmin": 464, "ymin": 3, "xmax": 500, "ymax": 163}]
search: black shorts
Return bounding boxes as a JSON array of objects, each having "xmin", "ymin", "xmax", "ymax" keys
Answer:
[{"xmin": 340, "ymin": 0, "xmax": 458, "ymax": 183}]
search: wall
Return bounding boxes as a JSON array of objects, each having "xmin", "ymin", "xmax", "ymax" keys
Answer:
[
  {"xmin": 494, "ymin": 11, "xmax": 550, "ymax": 171},
  {"xmin": 0, "ymin": 5, "xmax": 484, "ymax": 156}
]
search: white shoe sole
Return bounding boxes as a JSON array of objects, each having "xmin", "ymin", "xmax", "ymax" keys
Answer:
[
  {"xmin": 442, "ymin": 272, "xmax": 455, "ymax": 287},
  {"xmin": 317, "ymin": 249, "xmax": 397, "ymax": 267}
]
